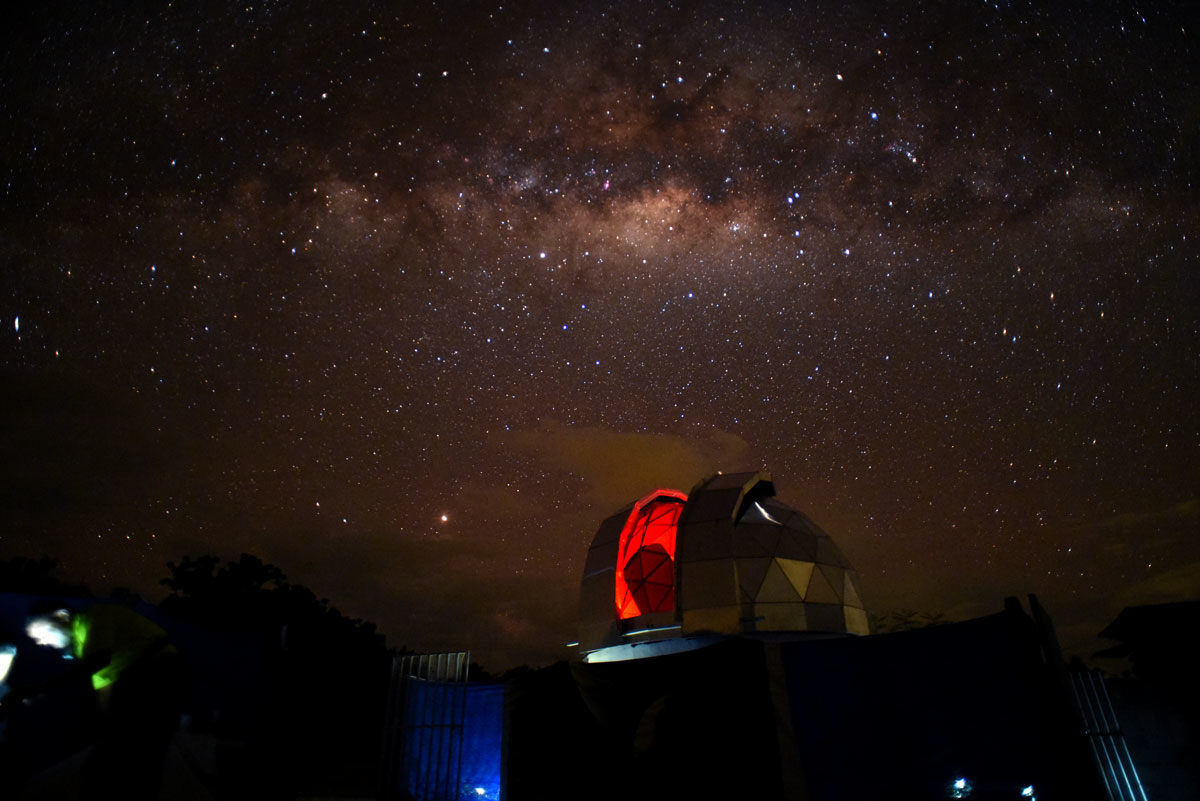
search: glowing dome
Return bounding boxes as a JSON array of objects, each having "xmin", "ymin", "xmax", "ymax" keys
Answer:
[{"xmin": 577, "ymin": 471, "xmax": 870, "ymax": 662}]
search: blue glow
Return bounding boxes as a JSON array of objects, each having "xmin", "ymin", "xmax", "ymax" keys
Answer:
[
  {"xmin": 1021, "ymin": 787, "xmax": 1035, "ymax": 798},
  {"xmin": 949, "ymin": 777, "xmax": 973, "ymax": 798},
  {"xmin": 0, "ymin": 644, "xmax": 15, "ymax": 685},
  {"xmin": 399, "ymin": 682, "xmax": 503, "ymax": 801},
  {"xmin": 459, "ymin": 683, "xmax": 503, "ymax": 800}
]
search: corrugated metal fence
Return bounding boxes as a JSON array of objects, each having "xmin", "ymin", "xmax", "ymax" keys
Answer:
[
  {"xmin": 1068, "ymin": 669, "xmax": 1149, "ymax": 801},
  {"xmin": 380, "ymin": 651, "xmax": 471, "ymax": 801}
]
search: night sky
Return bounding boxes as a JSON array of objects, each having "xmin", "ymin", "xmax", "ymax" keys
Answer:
[{"xmin": 2, "ymin": 1, "xmax": 1197, "ymax": 670}]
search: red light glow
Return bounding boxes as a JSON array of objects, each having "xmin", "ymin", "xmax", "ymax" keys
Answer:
[{"xmin": 615, "ymin": 489, "xmax": 688, "ymax": 619}]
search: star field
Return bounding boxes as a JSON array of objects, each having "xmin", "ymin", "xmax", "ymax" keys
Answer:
[{"xmin": 2, "ymin": 1, "xmax": 1197, "ymax": 668}]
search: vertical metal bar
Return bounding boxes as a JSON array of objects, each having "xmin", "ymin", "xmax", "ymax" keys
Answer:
[
  {"xmin": 1090, "ymin": 671, "xmax": 1135, "ymax": 801},
  {"xmin": 440, "ymin": 653, "xmax": 451, "ymax": 799},
  {"xmin": 417, "ymin": 655, "xmax": 433, "ymax": 800},
  {"xmin": 1080, "ymin": 672, "xmax": 1124, "ymax": 801},
  {"xmin": 1096, "ymin": 672, "xmax": 1148, "ymax": 801},
  {"xmin": 1089, "ymin": 672, "xmax": 1130, "ymax": 801},
  {"xmin": 443, "ymin": 653, "xmax": 454, "ymax": 800},
  {"xmin": 436, "ymin": 653, "xmax": 448, "ymax": 799},
  {"xmin": 1096, "ymin": 676, "xmax": 1149, "ymax": 801},
  {"xmin": 1118, "ymin": 738, "xmax": 1149, "ymax": 801},
  {"xmin": 455, "ymin": 651, "xmax": 469, "ymax": 800},
  {"xmin": 435, "ymin": 654, "xmax": 447, "ymax": 800},
  {"xmin": 441, "ymin": 652, "xmax": 453, "ymax": 799},
  {"xmin": 426, "ymin": 657, "xmax": 437, "ymax": 801},
  {"xmin": 1069, "ymin": 673, "xmax": 1116, "ymax": 801}
]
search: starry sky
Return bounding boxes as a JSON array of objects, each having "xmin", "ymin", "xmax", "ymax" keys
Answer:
[{"xmin": 2, "ymin": 0, "xmax": 1197, "ymax": 669}]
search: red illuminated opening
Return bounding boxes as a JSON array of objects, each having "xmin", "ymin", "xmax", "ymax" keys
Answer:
[{"xmin": 615, "ymin": 489, "xmax": 688, "ymax": 620}]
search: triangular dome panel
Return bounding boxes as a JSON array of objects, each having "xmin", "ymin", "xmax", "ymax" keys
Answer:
[
  {"xmin": 843, "ymin": 572, "xmax": 863, "ymax": 608},
  {"xmin": 817, "ymin": 564, "xmax": 845, "ymax": 603},
  {"xmin": 776, "ymin": 559, "xmax": 815, "ymax": 597},
  {"xmin": 732, "ymin": 524, "xmax": 778, "ymax": 557},
  {"xmin": 776, "ymin": 529, "xmax": 818, "ymax": 561},
  {"xmin": 736, "ymin": 558, "xmax": 773, "ymax": 601},
  {"xmin": 746, "ymin": 525, "xmax": 783, "ymax": 555},
  {"xmin": 755, "ymin": 560, "xmax": 803, "ymax": 603},
  {"xmin": 803, "ymin": 566, "xmax": 841, "ymax": 604},
  {"xmin": 844, "ymin": 606, "xmax": 870, "ymax": 635}
]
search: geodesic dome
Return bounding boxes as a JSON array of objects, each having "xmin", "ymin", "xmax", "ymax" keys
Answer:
[{"xmin": 578, "ymin": 471, "xmax": 870, "ymax": 661}]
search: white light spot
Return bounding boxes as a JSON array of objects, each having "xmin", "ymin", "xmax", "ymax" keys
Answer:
[
  {"xmin": 26, "ymin": 618, "xmax": 70, "ymax": 650},
  {"xmin": 754, "ymin": 502, "xmax": 782, "ymax": 525}
]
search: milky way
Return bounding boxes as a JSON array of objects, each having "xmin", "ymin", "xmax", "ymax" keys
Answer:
[{"xmin": 2, "ymin": 1, "xmax": 1197, "ymax": 668}]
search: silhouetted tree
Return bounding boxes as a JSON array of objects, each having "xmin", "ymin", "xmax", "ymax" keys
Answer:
[
  {"xmin": 874, "ymin": 609, "xmax": 949, "ymax": 633},
  {"xmin": 0, "ymin": 555, "xmax": 92, "ymax": 596},
  {"xmin": 160, "ymin": 553, "xmax": 390, "ymax": 796}
]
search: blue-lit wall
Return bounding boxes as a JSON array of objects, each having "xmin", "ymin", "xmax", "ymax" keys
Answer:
[
  {"xmin": 402, "ymin": 681, "xmax": 504, "ymax": 801},
  {"xmin": 458, "ymin": 684, "xmax": 504, "ymax": 801}
]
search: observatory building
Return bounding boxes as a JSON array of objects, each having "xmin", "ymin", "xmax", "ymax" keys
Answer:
[
  {"xmin": 578, "ymin": 471, "xmax": 869, "ymax": 662},
  {"xmin": 382, "ymin": 470, "xmax": 1153, "ymax": 801}
]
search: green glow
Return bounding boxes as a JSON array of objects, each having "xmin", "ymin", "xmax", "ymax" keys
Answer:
[
  {"xmin": 70, "ymin": 615, "xmax": 116, "ymax": 691},
  {"xmin": 71, "ymin": 615, "xmax": 89, "ymax": 659}
]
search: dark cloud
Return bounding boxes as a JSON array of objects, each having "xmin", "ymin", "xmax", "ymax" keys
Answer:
[{"xmin": 508, "ymin": 420, "xmax": 756, "ymax": 508}]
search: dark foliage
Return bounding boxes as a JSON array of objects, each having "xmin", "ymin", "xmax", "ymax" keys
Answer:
[
  {"xmin": 873, "ymin": 609, "xmax": 948, "ymax": 633},
  {"xmin": 0, "ymin": 555, "xmax": 92, "ymax": 597},
  {"xmin": 160, "ymin": 553, "xmax": 391, "ymax": 797}
]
